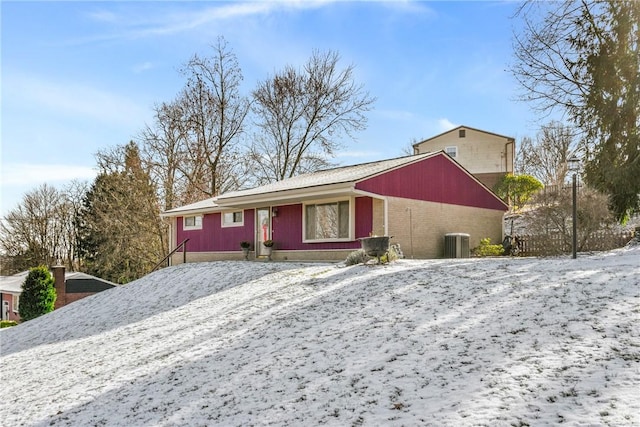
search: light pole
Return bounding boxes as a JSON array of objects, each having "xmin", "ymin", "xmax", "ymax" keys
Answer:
[{"xmin": 568, "ymin": 156, "xmax": 581, "ymax": 259}]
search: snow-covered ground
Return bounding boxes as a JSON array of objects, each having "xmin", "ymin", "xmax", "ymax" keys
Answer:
[{"xmin": 1, "ymin": 247, "xmax": 638, "ymax": 426}]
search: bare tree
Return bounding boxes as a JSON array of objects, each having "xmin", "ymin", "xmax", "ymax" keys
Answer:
[
  {"xmin": 516, "ymin": 121, "xmax": 579, "ymax": 186},
  {"xmin": 523, "ymin": 186, "xmax": 621, "ymax": 255},
  {"xmin": 0, "ymin": 184, "xmax": 73, "ymax": 273},
  {"xmin": 60, "ymin": 180, "xmax": 89, "ymax": 270},
  {"xmin": 511, "ymin": 1, "xmax": 588, "ymax": 118},
  {"xmin": 178, "ymin": 36, "xmax": 250, "ymax": 197},
  {"xmin": 511, "ymin": 0, "xmax": 640, "ymax": 221},
  {"xmin": 250, "ymin": 50, "xmax": 375, "ymax": 183},
  {"xmin": 136, "ymin": 37, "xmax": 250, "ymax": 208},
  {"xmin": 138, "ymin": 100, "xmax": 192, "ymax": 211}
]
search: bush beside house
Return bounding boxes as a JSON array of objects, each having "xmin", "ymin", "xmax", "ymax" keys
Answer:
[{"xmin": 19, "ymin": 266, "xmax": 56, "ymax": 321}]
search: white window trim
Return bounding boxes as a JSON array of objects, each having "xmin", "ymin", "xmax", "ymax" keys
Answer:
[
  {"xmin": 221, "ymin": 210, "xmax": 244, "ymax": 228},
  {"xmin": 445, "ymin": 146, "xmax": 458, "ymax": 158},
  {"xmin": 302, "ymin": 197, "xmax": 354, "ymax": 243},
  {"xmin": 183, "ymin": 215, "xmax": 203, "ymax": 231},
  {"xmin": 12, "ymin": 294, "xmax": 19, "ymax": 313}
]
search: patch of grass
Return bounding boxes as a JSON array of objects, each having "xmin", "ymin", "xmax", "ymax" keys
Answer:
[{"xmin": 0, "ymin": 320, "xmax": 18, "ymax": 328}]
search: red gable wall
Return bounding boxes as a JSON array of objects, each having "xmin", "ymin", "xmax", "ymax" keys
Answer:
[{"xmin": 355, "ymin": 153, "xmax": 507, "ymax": 211}]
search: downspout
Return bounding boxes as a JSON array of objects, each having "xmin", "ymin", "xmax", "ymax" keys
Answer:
[
  {"xmin": 384, "ymin": 197, "xmax": 389, "ymax": 237},
  {"xmin": 505, "ymin": 139, "xmax": 515, "ymax": 173}
]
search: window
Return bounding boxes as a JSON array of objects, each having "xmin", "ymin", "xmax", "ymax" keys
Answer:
[
  {"xmin": 459, "ymin": 129, "xmax": 466, "ymax": 138},
  {"xmin": 445, "ymin": 146, "xmax": 458, "ymax": 158},
  {"xmin": 304, "ymin": 200, "xmax": 350, "ymax": 241},
  {"xmin": 222, "ymin": 211, "xmax": 244, "ymax": 227},
  {"xmin": 12, "ymin": 294, "xmax": 19, "ymax": 313},
  {"xmin": 183, "ymin": 215, "xmax": 203, "ymax": 230}
]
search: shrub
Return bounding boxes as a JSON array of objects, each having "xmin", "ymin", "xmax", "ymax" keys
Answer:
[
  {"xmin": 0, "ymin": 320, "xmax": 18, "ymax": 328},
  {"xmin": 19, "ymin": 266, "xmax": 56, "ymax": 321},
  {"xmin": 472, "ymin": 238, "xmax": 505, "ymax": 257},
  {"xmin": 379, "ymin": 245, "xmax": 400, "ymax": 264},
  {"xmin": 345, "ymin": 249, "xmax": 369, "ymax": 266}
]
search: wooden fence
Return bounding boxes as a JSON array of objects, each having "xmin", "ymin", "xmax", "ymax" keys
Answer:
[{"xmin": 514, "ymin": 230, "xmax": 634, "ymax": 257}]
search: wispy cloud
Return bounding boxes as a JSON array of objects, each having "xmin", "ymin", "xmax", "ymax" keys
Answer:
[
  {"xmin": 1, "ymin": 164, "xmax": 97, "ymax": 186},
  {"xmin": 5, "ymin": 72, "xmax": 149, "ymax": 127},
  {"xmin": 86, "ymin": 9, "xmax": 119, "ymax": 24},
  {"xmin": 379, "ymin": 0, "xmax": 436, "ymax": 16},
  {"xmin": 133, "ymin": 61, "xmax": 154, "ymax": 74},
  {"xmin": 76, "ymin": 1, "xmax": 334, "ymax": 43},
  {"xmin": 437, "ymin": 118, "xmax": 457, "ymax": 131}
]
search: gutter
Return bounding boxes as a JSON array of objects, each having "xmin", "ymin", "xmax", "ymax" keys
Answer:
[{"xmin": 505, "ymin": 139, "xmax": 515, "ymax": 173}]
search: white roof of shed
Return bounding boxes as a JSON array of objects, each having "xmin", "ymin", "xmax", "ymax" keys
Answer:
[{"xmin": 0, "ymin": 271, "xmax": 28, "ymax": 293}]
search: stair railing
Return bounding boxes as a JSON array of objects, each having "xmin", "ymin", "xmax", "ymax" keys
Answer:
[{"xmin": 151, "ymin": 238, "xmax": 189, "ymax": 272}]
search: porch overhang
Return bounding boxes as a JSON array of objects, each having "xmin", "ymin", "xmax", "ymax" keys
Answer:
[
  {"xmin": 215, "ymin": 183, "xmax": 359, "ymax": 209},
  {"xmin": 160, "ymin": 199, "xmax": 224, "ymax": 218}
]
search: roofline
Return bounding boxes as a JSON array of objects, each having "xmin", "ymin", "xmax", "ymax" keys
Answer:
[
  {"xmin": 213, "ymin": 153, "xmax": 436, "ymax": 208},
  {"xmin": 216, "ymin": 182, "xmax": 357, "ymax": 209},
  {"xmin": 437, "ymin": 152, "xmax": 510, "ymax": 210},
  {"xmin": 352, "ymin": 152, "xmax": 439, "ymax": 184},
  {"xmin": 412, "ymin": 125, "xmax": 515, "ymax": 148},
  {"xmin": 160, "ymin": 198, "xmax": 222, "ymax": 218},
  {"xmin": 160, "ymin": 151, "xmax": 507, "ymax": 216},
  {"xmin": 161, "ymin": 206, "xmax": 222, "ymax": 218}
]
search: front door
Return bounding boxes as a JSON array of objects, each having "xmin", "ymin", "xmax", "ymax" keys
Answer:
[{"xmin": 256, "ymin": 208, "xmax": 271, "ymax": 257}]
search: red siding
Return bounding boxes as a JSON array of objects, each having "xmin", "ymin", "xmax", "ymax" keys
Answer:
[
  {"xmin": 355, "ymin": 154, "xmax": 507, "ymax": 211},
  {"xmin": 177, "ymin": 209, "xmax": 256, "ymax": 252},
  {"xmin": 271, "ymin": 197, "xmax": 373, "ymax": 251}
]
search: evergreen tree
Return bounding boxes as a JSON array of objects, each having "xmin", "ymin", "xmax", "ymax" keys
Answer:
[
  {"xmin": 78, "ymin": 142, "xmax": 165, "ymax": 283},
  {"xmin": 19, "ymin": 266, "xmax": 56, "ymax": 321},
  {"xmin": 578, "ymin": 1, "xmax": 640, "ymax": 222}
]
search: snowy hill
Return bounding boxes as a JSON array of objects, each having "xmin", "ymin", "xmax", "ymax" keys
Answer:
[{"xmin": 1, "ymin": 248, "xmax": 638, "ymax": 426}]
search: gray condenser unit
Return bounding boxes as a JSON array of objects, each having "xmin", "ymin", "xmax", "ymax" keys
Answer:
[{"xmin": 444, "ymin": 233, "xmax": 470, "ymax": 258}]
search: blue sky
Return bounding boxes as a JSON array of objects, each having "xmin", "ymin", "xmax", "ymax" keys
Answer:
[{"xmin": 1, "ymin": 0, "xmax": 540, "ymax": 215}]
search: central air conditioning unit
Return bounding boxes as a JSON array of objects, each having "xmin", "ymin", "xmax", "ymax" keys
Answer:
[{"xmin": 444, "ymin": 233, "xmax": 470, "ymax": 258}]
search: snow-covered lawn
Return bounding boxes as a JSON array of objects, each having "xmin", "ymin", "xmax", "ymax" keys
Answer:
[{"xmin": 1, "ymin": 247, "xmax": 638, "ymax": 426}]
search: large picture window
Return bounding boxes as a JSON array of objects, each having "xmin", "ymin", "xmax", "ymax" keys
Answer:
[
  {"xmin": 222, "ymin": 211, "xmax": 244, "ymax": 227},
  {"xmin": 304, "ymin": 200, "xmax": 350, "ymax": 241}
]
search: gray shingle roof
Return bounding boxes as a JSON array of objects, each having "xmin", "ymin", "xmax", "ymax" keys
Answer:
[
  {"xmin": 161, "ymin": 152, "xmax": 439, "ymax": 215},
  {"xmin": 217, "ymin": 152, "xmax": 436, "ymax": 201}
]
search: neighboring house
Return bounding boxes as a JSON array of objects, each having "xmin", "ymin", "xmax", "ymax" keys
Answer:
[
  {"xmin": 51, "ymin": 265, "xmax": 119, "ymax": 310},
  {"xmin": 0, "ymin": 268, "xmax": 118, "ymax": 321},
  {"xmin": 162, "ymin": 152, "xmax": 509, "ymax": 262},
  {"xmin": 413, "ymin": 125, "xmax": 515, "ymax": 190},
  {"xmin": 0, "ymin": 271, "xmax": 26, "ymax": 322}
]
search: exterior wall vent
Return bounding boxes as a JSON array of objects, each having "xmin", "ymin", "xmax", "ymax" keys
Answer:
[{"xmin": 444, "ymin": 233, "xmax": 470, "ymax": 258}]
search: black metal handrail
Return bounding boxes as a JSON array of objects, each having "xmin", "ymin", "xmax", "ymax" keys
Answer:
[{"xmin": 151, "ymin": 238, "xmax": 189, "ymax": 272}]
